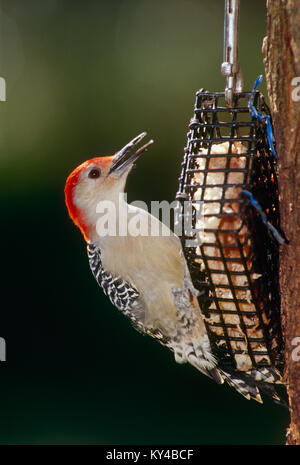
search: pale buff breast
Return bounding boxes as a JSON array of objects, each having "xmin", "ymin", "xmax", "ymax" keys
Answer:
[{"xmin": 97, "ymin": 208, "xmax": 186, "ymax": 333}]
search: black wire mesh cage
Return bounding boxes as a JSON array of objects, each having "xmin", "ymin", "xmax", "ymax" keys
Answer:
[{"xmin": 176, "ymin": 88, "xmax": 284, "ymax": 374}]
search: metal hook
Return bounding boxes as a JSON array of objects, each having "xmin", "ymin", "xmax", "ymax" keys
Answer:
[{"xmin": 221, "ymin": 0, "xmax": 243, "ymax": 106}]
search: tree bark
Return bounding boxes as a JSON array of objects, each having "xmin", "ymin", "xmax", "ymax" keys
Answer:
[{"xmin": 263, "ymin": 0, "xmax": 300, "ymax": 445}]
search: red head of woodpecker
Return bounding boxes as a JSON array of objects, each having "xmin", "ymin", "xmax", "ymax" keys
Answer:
[
  {"xmin": 64, "ymin": 132, "xmax": 283, "ymax": 404},
  {"xmin": 65, "ymin": 132, "xmax": 153, "ymax": 242}
]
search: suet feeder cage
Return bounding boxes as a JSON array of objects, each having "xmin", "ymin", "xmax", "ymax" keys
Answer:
[{"xmin": 176, "ymin": 0, "xmax": 285, "ymax": 375}]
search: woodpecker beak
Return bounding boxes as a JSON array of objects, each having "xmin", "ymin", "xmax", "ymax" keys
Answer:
[{"xmin": 108, "ymin": 132, "xmax": 154, "ymax": 176}]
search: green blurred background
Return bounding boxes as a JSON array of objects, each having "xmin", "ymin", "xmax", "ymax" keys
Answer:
[{"xmin": 0, "ymin": 0, "xmax": 289, "ymax": 445}]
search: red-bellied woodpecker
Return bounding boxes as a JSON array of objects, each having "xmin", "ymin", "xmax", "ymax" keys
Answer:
[{"xmin": 65, "ymin": 132, "xmax": 284, "ymax": 404}]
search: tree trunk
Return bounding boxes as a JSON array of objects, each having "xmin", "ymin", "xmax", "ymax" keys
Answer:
[{"xmin": 263, "ymin": 0, "xmax": 300, "ymax": 445}]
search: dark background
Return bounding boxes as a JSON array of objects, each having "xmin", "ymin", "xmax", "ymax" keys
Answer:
[{"xmin": 0, "ymin": 0, "xmax": 289, "ymax": 444}]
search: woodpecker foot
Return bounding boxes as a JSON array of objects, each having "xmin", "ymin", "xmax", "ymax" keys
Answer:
[{"xmin": 180, "ymin": 250, "xmax": 204, "ymax": 297}]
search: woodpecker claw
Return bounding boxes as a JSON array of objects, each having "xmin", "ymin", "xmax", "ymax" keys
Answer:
[{"xmin": 180, "ymin": 250, "xmax": 204, "ymax": 298}]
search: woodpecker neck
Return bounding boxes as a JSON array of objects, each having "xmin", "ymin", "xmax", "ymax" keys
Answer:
[
  {"xmin": 74, "ymin": 179, "xmax": 130, "ymax": 245},
  {"xmin": 90, "ymin": 190, "xmax": 133, "ymax": 245},
  {"xmin": 65, "ymin": 158, "xmax": 135, "ymax": 244}
]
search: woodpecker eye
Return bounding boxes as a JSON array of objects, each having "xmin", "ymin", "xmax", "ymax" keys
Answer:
[{"xmin": 88, "ymin": 168, "xmax": 101, "ymax": 179}]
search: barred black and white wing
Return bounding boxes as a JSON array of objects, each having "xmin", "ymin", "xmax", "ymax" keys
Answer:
[{"xmin": 87, "ymin": 242, "xmax": 144, "ymax": 331}]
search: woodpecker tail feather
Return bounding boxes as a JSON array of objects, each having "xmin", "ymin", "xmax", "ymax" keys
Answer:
[
  {"xmin": 185, "ymin": 351, "xmax": 224, "ymax": 384},
  {"xmin": 220, "ymin": 368, "xmax": 287, "ymax": 406}
]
